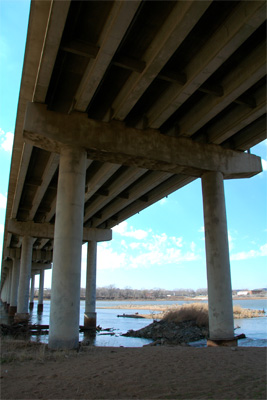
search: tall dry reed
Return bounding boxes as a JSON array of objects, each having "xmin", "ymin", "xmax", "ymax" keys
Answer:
[{"xmin": 162, "ymin": 303, "xmax": 265, "ymax": 327}]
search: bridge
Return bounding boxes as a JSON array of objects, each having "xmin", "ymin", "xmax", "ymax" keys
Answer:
[{"xmin": 1, "ymin": 0, "xmax": 266, "ymax": 349}]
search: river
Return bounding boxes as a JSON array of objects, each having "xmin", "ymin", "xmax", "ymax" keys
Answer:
[{"xmin": 20, "ymin": 298, "xmax": 267, "ymax": 347}]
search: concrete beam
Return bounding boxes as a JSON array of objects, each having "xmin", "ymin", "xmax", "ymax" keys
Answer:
[
  {"xmin": 32, "ymin": 262, "xmax": 51, "ymax": 270},
  {"xmin": 28, "ymin": 153, "xmax": 59, "ymax": 220},
  {"xmin": 106, "ymin": 175, "xmax": 195, "ymax": 229},
  {"xmin": 109, "ymin": 0, "xmax": 211, "ymax": 121},
  {"xmin": 74, "ymin": 1, "xmax": 142, "ymax": 112},
  {"xmin": 33, "ymin": 1, "xmax": 71, "ymax": 102},
  {"xmin": 85, "ymin": 163, "xmax": 120, "ymax": 203},
  {"xmin": 24, "ymin": 103, "xmax": 262, "ymax": 178},
  {"xmin": 7, "ymin": 219, "xmax": 112, "ymax": 242},
  {"xmin": 84, "ymin": 166, "xmax": 147, "ymax": 222},
  {"xmin": 147, "ymin": 1, "xmax": 266, "ymax": 128},
  {"xmin": 177, "ymin": 41, "xmax": 266, "ymax": 138},
  {"xmin": 90, "ymin": 171, "xmax": 173, "ymax": 227},
  {"xmin": 207, "ymin": 86, "xmax": 266, "ymax": 145}
]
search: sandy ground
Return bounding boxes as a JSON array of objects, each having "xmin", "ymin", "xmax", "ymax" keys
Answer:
[{"xmin": 1, "ymin": 340, "xmax": 266, "ymax": 400}]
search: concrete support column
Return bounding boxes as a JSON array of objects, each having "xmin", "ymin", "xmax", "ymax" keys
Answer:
[
  {"xmin": 5, "ymin": 268, "xmax": 12, "ymax": 311},
  {"xmin": 84, "ymin": 241, "xmax": 97, "ymax": 328},
  {"xmin": 15, "ymin": 236, "xmax": 34, "ymax": 322},
  {"xmin": 201, "ymin": 171, "xmax": 235, "ymax": 344},
  {"xmin": 38, "ymin": 269, "xmax": 44, "ymax": 313},
  {"xmin": 49, "ymin": 146, "xmax": 87, "ymax": 350},
  {"xmin": 29, "ymin": 274, "xmax": 35, "ymax": 310},
  {"xmin": 9, "ymin": 258, "xmax": 20, "ymax": 316},
  {"xmin": 1, "ymin": 278, "xmax": 7, "ymax": 305}
]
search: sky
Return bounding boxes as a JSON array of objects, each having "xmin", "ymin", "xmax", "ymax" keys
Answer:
[{"xmin": 0, "ymin": 0, "xmax": 266, "ymax": 292}]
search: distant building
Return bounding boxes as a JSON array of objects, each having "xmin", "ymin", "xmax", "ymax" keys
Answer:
[{"xmin": 237, "ymin": 290, "xmax": 251, "ymax": 296}]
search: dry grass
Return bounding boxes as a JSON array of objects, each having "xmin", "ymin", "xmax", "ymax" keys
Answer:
[
  {"xmin": 163, "ymin": 303, "xmax": 209, "ymax": 326},
  {"xmin": 162, "ymin": 303, "xmax": 265, "ymax": 327},
  {"xmin": 0, "ymin": 337, "xmax": 96, "ymax": 364}
]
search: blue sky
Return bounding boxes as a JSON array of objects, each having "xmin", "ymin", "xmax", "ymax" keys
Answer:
[{"xmin": 0, "ymin": 0, "xmax": 266, "ymax": 291}]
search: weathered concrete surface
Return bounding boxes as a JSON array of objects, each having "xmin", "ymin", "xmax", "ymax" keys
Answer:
[
  {"xmin": 49, "ymin": 146, "xmax": 87, "ymax": 350},
  {"xmin": 84, "ymin": 241, "xmax": 97, "ymax": 328},
  {"xmin": 202, "ymin": 171, "xmax": 234, "ymax": 341},
  {"xmin": 7, "ymin": 219, "xmax": 112, "ymax": 242},
  {"xmin": 15, "ymin": 236, "xmax": 34, "ymax": 319},
  {"xmin": 24, "ymin": 103, "xmax": 262, "ymax": 179}
]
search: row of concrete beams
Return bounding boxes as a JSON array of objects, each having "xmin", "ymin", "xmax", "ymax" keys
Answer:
[
  {"xmin": 7, "ymin": 219, "xmax": 112, "ymax": 242},
  {"xmin": 4, "ymin": 1, "xmax": 54, "ymax": 250},
  {"xmin": 172, "ymin": 41, "xmax": 266, "ymax": 138},
  {"xmin": 24, "ymin": 102, "xmax": 262, "ymax": 179},
  {"xmin": 106, "ymin": 0, "xmax": 211, "ymax": 121},
  {"xmin": 146, "ymin": 1, "xmax": 266, "ymax": 129}
]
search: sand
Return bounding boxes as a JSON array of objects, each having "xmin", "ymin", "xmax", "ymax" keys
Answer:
[{"xmin": 1, "ymin": 341, "xmax": 266, "ymax": 399}]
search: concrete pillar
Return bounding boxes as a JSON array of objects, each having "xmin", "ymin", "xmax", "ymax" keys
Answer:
[
  {"xmin": 84, "ymin": 241, "xmax": 97, "ymax": 328},
  {"xmin": 15, "ymin": 236, "xmax": 34, "ymax": 322},
  {"xmin": 38, "ymin": 269, "xmax": 44, "ymax": 312},
  {"xmin": 2, "ymin": 273, "xmax": 9, "ymax": 310},
  {"xmin": 201, "ymin": 171, "xmax": 235, "ymax": 344},
  {"xmin": 49, "ymin": 146, "xmax": 87, "ymax": 350},
  {"xmin": 1, "ymin": 278, "xmax": 7, "ymax": 304},
  {"xmin": 9, "ymin": 258, "xmax": 20, "ymax": 316},
  {"xmin": 29, "ymin": 274, "xmax": 35, "ymax": 310},
  {"xmin": 7, "ymin": 267, "xmax": 13, "ymax": 311}
]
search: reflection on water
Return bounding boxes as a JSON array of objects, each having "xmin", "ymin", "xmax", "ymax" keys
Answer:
[{"xmin": 1, "ymin": 299, "xmax": 266, "ymax": 347}]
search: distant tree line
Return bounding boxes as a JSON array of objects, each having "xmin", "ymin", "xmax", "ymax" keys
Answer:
[
  {"xmin": 39, "ymin": 286, "xmax": 208, "ymax": 300},
  {"xmin": 81, "ymin": 285, "xmax": 208, "ymax": 300}
]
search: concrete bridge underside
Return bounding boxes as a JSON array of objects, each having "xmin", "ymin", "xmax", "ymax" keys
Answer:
[{"xmin": 1, "ymin": 0, "xmax": 266, "ymax": 349}]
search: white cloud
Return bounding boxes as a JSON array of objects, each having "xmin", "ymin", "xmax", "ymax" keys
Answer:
[
  {"xmin": 0, "ymin": 193, "xmax": 7, "ymax": 209},
  {"xmin": 112, "ymin": 221, "xmax": 148, "ymax": 240},
  {"xmin": 190, "ymin": 241, "xmax": 196, "ymax": 252},
  {"xmin": 231, "ymin": 243, "xmax": 267, "ymax": 261},
  {"xmin": 228, "ymin": 231, "xmax": 234, "ymax": 251},
  {"xmin": 97, "ymin": 243, "xmax": 126, "ymax": 270},
  {"xmin": 159, "ymin": 197, "xmax": 167, "ymax": 206},
  {"xmin": 261, "ymin": 158, "xmax": 267, "ymax": 171},
  {"xmin": 99, "ymin": 221, "xmax": 201, "ymax": 271},
  {"xmin": 112, "ymin": 221, "xmax": 127, "ymax": 235},
  {"xmin": 0, "ymin": 129, "xmax": 14, "ymax": 152},
  {"xmin": 129, "ymin": 242, "xmax": 140, "ymax": 250}
]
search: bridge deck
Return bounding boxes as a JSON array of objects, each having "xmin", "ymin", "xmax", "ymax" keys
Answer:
[{"xmin": 2, "ymin": 0, "xmax": 266, "ymax": 268}]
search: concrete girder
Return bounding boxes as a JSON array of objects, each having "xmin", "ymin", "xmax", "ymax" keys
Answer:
[
  {"xmin": 33, "ymin": 1, "xmax": 71, "ymax": 102},
  {"xmin": 28, "ymin": 153, "xmax": 60, "ymax": 220},
  {"xmin": 24, "ymin": 103, "xmax": 262, "ymax": 179},
  {"xmin": 207, "ymin": 86, "xmax": 266, "ymax": 145},
  {"xmin": 147, "ymin": 1, "xmax": 266, "ymax": 129},
  {"xmin": 106, "ymin": 175, "xmax": 195, "ymax": 229},
  {"xmin": 4, "ymin": 1, "xmax": 52, "ymax": 252},
  {"xmin": 176, "ymin": 41, "xmax": 266, "ymax": 138},
  {"xmin": 32, "ymin": 263, "xmax": 51, "ymax": 270},
  {"xmin": 91, "ymin": 171, "xmax": 173, "ymax": 228},
  {"xmin": 7, "ymin": 219, "xmax": 112, "ymax": 242},
  {"xmin": 224, "ymin": 116, "xmax": 266, "ymax": 152},
  {"xmin": 74, "ymin": 1, "xmax": 142, "ymax": 112},
  {"xmin": 108, "ymin": 0, "xmax": 211, "ymax": 121},
  {"xmin": 85, "ymin": 163, "xmax": 121, "ymax": 203},
  {"xmin": 4, "ymin": 247, "xmax": 53, "ymax": 263},
  {"xmin": 84, "ymin": 167, "xmax": 147, "ymax": 222}
]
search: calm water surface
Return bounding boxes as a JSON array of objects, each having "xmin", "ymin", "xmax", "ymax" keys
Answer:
[{"xmin": 26, "ymin": 298, "xmax": 267, "ymax": 347}]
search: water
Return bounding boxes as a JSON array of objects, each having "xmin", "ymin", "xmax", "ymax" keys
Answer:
[{"xmin": 2, "ymin": 299, "xmax": 266, "ymax": 347}]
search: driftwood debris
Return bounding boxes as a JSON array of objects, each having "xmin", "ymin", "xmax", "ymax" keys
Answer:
[
  {"xmin": 1, "ymin": 323, "xmax": 102, "ymax": 337},
  {"xmin": 117, "ymin": 313, "xmax": 145, "ymax": 319}
]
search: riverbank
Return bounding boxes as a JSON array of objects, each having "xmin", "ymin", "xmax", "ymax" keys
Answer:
[{"xmin": 1, "ymin": 339, "xmax": 266, "ymax": 399}]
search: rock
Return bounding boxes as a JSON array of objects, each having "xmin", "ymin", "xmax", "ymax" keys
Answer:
[{"xmin": 122, "ymin": 319, "xmax": 209, "ymax": 345}]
